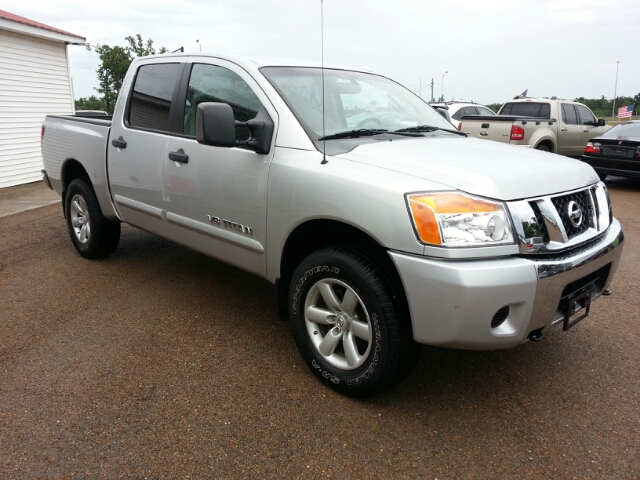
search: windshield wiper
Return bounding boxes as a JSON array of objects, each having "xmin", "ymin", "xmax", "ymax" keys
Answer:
[
  {"xmin": 318, "ymin": 128, "xmax": 388, "ymax": 141},
  {"xmin": 395, "ymin": 125, "xmax": 467, "ymax": 136}
]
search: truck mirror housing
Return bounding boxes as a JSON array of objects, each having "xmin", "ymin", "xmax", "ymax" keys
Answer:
[
  {"xmin": 196, "ymin": 103, "xmax": 237, "ymax": 148},
  {"xmin": 196, "ymin": 102, "xmax": 274, "ymax": 155},
  {"xmin": 597, "ymin": 118, "xmax": 606, "ymax": 127}
]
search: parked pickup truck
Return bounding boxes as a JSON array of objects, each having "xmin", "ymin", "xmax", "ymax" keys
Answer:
[
  {"xmin": 41, "ymin": 54, "xmax": 624, "ymax": 397},
  {"xmin": 459, "ymin": 97, "xmax": 610, "ymax": 156}
]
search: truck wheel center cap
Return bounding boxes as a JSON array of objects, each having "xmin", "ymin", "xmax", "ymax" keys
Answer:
[{"xmin": 336, "ymin": 314, "xmax": 350, "ymax": 330}]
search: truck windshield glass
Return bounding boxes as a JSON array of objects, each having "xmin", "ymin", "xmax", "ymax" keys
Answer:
[{"xmin": 261, "ymin": 66, "xmax": 453, "ymax": 142}]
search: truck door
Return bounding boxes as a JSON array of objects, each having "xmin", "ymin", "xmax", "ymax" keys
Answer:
[
  {"xmin": 576, "ymin": 104, "xmax": 608, "ymax": 146},
  {"xmin": 557, "ymin": 103, "xmax": 583, "ymax": 156},
  {"xmin": 108, "ymin": 61, "xmax": 184, "ymax": 233},
  {"xmin": 163, "ymin": 60, "xmax": 277, "ymax": 277}
]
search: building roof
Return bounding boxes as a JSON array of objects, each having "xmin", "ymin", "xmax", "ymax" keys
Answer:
[{"xmin": 0, "ymin": 9, "xmax": 85, "ymax": 42}]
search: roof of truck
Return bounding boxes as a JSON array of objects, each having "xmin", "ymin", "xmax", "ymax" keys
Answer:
[{"xmin": 135, "ymin": 52, "xmax": 370, "ymax": 73}]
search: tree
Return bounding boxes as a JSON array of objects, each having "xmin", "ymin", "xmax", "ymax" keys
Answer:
[
  {"xmin": 94, "ymin": 35, "xmax": 167, "ymax": 114},
  {"xmin": 124, "ymin": 34, "xmax": 168, "ymax": 57},
  {"xmin": 95, "ymin": 45, "xmax": 130, "ymax": 114},
  {"xmin": 75, "ymin": 95, "xmax": 107, "ymax": 112},
  {"xmin": 486, "ymin": 103, "xmax": 503, "ymax": 113}
]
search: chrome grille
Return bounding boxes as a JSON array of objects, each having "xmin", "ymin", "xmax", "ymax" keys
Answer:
[
  {"xmin": 508, "ymin": 183, "xmax": 610, "ymax": 254},
  {"xmin": 550, "ymin": 190, "xmax": 594, "ymax": 239}
]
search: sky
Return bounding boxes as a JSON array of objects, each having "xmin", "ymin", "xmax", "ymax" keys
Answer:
[{"xmin": 4, "ymin": 0, "xmax": 640, "ymax": 105}]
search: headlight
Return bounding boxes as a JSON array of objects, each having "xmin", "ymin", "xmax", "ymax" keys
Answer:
[{"xmin": 406, "ymin": 192, "xmax": 515, "ymax": 247}]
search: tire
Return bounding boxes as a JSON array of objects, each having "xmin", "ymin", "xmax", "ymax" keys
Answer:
[
  {"xmin": 64, "ymin": 178, "xmax": 120, "ymax": 259},
  {"xmin": 535, "ymin": 144, "xmax": 550, "ymax": 152},
  {"xmin": 288, "ymin": 246, "xmax": 419, "ymax": 397}
]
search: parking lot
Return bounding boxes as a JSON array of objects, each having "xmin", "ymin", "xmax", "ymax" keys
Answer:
[{"xmin": 0, "ymin": 178, "xmax": 638, "ymax": 478}]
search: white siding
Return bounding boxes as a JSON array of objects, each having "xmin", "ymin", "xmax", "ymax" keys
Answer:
[{"xmin": 0, "ymin": 29, "xmax": 74, "ymax": 188}]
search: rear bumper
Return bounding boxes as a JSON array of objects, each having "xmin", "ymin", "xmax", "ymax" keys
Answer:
[{"xmin": 390, "ymin": 219, "xmax": 624, "ymax": 349}]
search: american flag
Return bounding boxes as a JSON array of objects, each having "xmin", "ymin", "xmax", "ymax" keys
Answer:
[{"xmin": 617, "ymin": 104, "xmax": 634, "ymax": 119}]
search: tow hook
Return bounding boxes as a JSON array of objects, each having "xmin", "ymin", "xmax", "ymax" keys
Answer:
[{"xmin": 528, "ymin": 328, "xmax": 544, "ymax": 342}]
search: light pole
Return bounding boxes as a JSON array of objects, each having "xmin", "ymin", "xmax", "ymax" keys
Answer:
[
  {"xmin": 612, "ymin": 60, "xmax": 620, "ymax": 121},
  {"xmin": 441, "ymin": 71, "xmax": 448, "ymax": 100},
  {"xmin": 196, "ymin": 39, "xmax": 202, "ymax": 52}
]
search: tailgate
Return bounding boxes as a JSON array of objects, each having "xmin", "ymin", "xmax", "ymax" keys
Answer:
[{"xmin": 459, "ymin": 115, "xmax": 512, "ymax": 143}]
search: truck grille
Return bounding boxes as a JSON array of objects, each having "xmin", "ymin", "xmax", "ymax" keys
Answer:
[
  {"xmin": 550, "ymin": 190, "xmax": 595, "ymax": 239},
  {"xmin": 510, "ymin": 184, "xmax": 609, "ymax": 254}
]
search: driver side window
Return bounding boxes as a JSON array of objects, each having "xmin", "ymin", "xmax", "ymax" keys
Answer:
[
  {"xmin": 183, "ymin": 64, "xmax": 263, "ymax": 141},
  {"xmin": 576, "ymin": 105, "xmax": 596, "ymax": 125}
]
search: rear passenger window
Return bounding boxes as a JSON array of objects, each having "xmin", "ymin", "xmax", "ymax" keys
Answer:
[
  {"xmin": 128, "ymin": 63, "xmax": 181, "ymax": 132},
  {"xmin": 183, "ymin": 64, "xmax": 263, "ymax": 141},
  {"xmin": 562, "ymin": 104, "xmax": 578, "ymax": 125}
]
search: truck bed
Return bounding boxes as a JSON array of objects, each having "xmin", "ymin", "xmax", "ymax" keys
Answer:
[{"xmin": 41, "ymin": 114, "xmax": 116, "ymax": 220}]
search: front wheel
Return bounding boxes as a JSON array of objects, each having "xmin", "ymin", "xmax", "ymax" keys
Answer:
[
  {"xmin": 64, "ymin": 178, "xmax": 120, "ymax": 259},
  {"xmin": 288, "ymin": 247, "xmax": 419, "ymax": 397}
]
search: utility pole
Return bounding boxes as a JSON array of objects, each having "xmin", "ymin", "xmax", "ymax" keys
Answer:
[
  {"xmin": 419, "ymin": 77, "xmax": 422, "ymax": 99},
  {"xmin": 441, "ymin": 71, "xmax": 448, "ymax": 100},
  {"xmin": 430, "ymin": 78, "xmax": 434, "ymax": 102},
  {"xmin": 611, "ymin": 60, "xmax": 620, "ymax": 121}
]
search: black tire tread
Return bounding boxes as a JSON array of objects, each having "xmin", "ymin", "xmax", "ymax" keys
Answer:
[
  {"xmin": 65, "ymin": 178, "xmax": 120, "ymax": 259},
  {"xmin": 289, "ymin": 245, "xmax": 419, "ymax": 397}
]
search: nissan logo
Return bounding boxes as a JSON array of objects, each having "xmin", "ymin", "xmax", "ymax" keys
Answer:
[{"xmin": 566, "ymin": 201, "xmax": 583, "ymax": 228}]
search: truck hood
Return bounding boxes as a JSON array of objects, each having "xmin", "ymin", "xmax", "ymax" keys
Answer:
[{"xmin": 334, "ymin": 135, "xmax": 598, "ymax": 201}]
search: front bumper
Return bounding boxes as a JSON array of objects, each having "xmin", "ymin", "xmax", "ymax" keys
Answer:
[{"xmin": 389, "ymin": 219, "xmax": 624, "ymax": 349}]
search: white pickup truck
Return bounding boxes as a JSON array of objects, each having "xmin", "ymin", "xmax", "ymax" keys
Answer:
[
  {"xmin": 460, "ymin": 97, "xmax": 610, "ymax": 155},
  {"xmin": 41, "ymin": 54, "xmax": 624, "ymax": 397}
]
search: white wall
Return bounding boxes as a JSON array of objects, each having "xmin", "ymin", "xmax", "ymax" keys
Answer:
[{"xmin": 0, "ymin": 29, "xmax": 74, "ymax": 188}]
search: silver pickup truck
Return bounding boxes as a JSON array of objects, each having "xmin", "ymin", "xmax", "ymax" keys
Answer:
[{"xmin": 41, "ymin": 54, "xmax": 624, "ymax": 397}]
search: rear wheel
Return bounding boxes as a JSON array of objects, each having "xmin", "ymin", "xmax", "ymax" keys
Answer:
[
  {"xmin": 65, "ymin": 178, "xmax": 120, "ymax": 259},
  {"xmin": 288, "ymin": 246, "xmax": 419, "ymax": 397},
  {"xmin": 535, "ymin": 144, "xmax": 550, "ymax": 152}
]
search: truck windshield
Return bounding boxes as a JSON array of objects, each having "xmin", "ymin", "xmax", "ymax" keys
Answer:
[{"xmin": 260, "ymin": 66, "xmax": 454, "ymax": 143}]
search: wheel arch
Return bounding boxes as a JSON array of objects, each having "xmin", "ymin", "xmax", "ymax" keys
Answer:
[
  {"xmin": 276, "ymin": 219, "xmax": 411, "ymax": 329},
  {"xmin": 60, "ymin": 159, "xmax": 90, "ymax": 218},
  {"xmin": 535, "ymin": 139, "xmax": 555, "ymax": 152}
]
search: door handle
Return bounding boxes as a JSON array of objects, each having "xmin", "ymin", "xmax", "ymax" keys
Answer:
[
  {"xmin": 111, "ymin": 136, "xmax": 127, "ymax": 149},
  {"xmin": 560, "ymin": 128, "xmax": 568, "ymax": 132},
  {"xmin": 169, "ymin": 149, "xmax": 189, "ymax": 164}
]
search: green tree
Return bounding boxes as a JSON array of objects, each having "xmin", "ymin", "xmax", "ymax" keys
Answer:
[
  {"xmin": 94, "ymin": 35, "xmax": 167, "ymax": 114},
  {"xmin": 486, "ymin": 103, "xmax": 503, "ymax": 113},
  {"xmin": 75, "ymin": 95, "xmax": 107, "ymax": 112},
  {"xmin": 125, "ymin": 34, "xmax": 168, "ymax": 57},
  {"xmin": 95, "ymin": 45, "xmax": 132, "ymax": 114}
]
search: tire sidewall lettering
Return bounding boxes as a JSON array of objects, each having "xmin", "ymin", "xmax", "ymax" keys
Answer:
[
  {"xmin": 291, "ymin": 262, "xmax": 384, "ymax": 389},
  {"xmin": 291, "ymin": 265, "xmax": 338, "ymax": 315}
]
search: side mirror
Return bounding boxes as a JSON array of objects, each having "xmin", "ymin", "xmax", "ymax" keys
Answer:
[
  {"xmin": 196, "ymin": 102, "xmax": 274, "ymax": 155},
  {"xmin": 597, "ymin": 118, "xmax": 606, "ymax": 127},
  {"xmin": 196, "ymin": 103, "xmax": 237, "ymax": 148}
]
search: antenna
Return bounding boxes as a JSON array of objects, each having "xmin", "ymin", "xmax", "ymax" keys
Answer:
[{"xmin": 320, "ymin": 0, "xmax": 328, "ymax": 164}]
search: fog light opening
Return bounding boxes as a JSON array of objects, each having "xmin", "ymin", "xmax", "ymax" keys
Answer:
[{"xmin": 491, "ymin": 306, "xmax": 510, "ymax": 329}]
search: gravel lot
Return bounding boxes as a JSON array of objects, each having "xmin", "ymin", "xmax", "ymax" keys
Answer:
[{"xmin": 1, "ymin": 178, "xmax": 638, "ymax": 478}]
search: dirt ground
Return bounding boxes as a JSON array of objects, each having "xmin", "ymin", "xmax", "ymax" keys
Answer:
[{"xmin": 0, "ymin": 178, "xmax": 638, "ymax": 478}]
